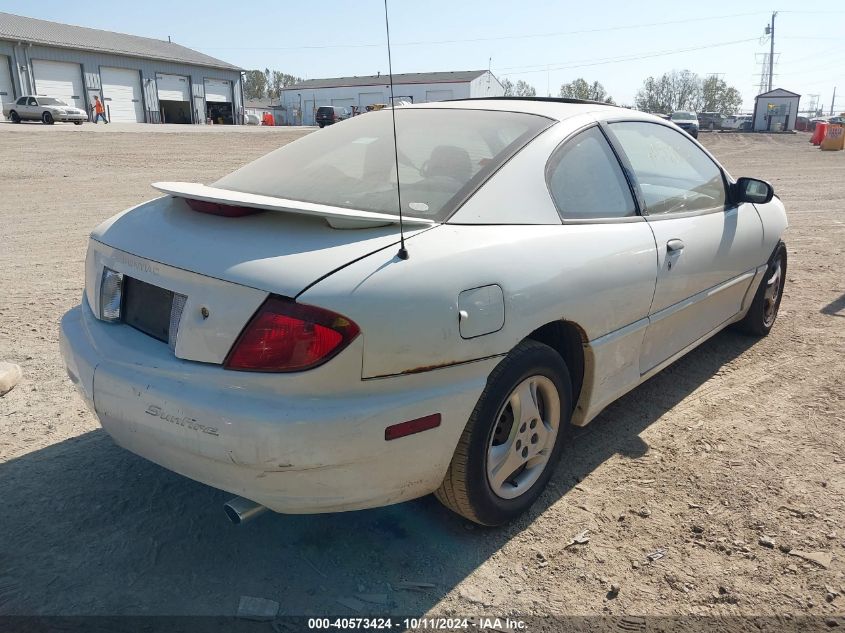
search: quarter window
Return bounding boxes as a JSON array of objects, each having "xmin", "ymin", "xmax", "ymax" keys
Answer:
[
  {"xmin": 609, "ymin": 122, "xmax": 726, "ymax": 215},
  {"xmin": 546, "ymin": 126, "xmax": 636, "ymax": 220}
]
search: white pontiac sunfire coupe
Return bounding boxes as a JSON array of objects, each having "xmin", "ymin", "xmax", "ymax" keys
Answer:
[{"xmin": 60, "ymin": 98, "xmax": 787, "ymax": 526}]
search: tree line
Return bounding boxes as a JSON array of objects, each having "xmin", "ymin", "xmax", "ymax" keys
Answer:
[
  {"xmin": 500, "ymin": 69, "xmax": 744, "ymax": 114},
  {"xmin": 243, "ymin": 69, "xmax": 303, "ymax": 101}
]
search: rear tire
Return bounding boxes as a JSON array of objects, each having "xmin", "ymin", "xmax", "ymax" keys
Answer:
[
  {"xmin": 9, "ymin": 111, "xmax": 20, "ymax": 123},
  {"xmin": 736, "ymin": 242, "xmax": 787, "ymax": 336},
  {"xmin": 74, "ymin": 121, "xmax": 83, "ymax": 126},
  {"xmin": 42, "ymin": 112, "xmax": 54, "ymax": 125},
  {"xmin": 435, "ymin": 339, "xmax": 572, "ymax": 526}
]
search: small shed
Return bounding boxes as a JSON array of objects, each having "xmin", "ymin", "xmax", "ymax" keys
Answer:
[{"xmin": 752, "ymin": 88, "xmax": 801, "ymax": 132}]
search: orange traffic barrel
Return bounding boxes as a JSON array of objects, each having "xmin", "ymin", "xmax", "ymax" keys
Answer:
[{"xmin": 811, "ymin": 121, "xmax": 828, "ymax": 145}]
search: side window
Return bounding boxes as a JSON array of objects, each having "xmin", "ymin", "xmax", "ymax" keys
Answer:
[
  {"xmin": 546, "ymin": 126, "xmax": 636, "ymax": 220},
  {"xmin": 28, "ymin": 97, "xmax": 37, "ymax": 106},
  {"xmin": 16, "ymin": 97, "xmax": 27, "ymax": 106},
  {"xmin": 609, "ymin": 121, "xmax": 726, "ymax": 215}
]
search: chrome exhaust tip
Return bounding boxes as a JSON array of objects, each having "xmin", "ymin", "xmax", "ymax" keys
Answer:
[{"xmin": 223, "ymin": 496, "xmax": 268, "ymax": 525}]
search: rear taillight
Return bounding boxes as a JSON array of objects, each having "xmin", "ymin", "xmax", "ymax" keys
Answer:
[
  {"xmin": 224, "ymin": 297, "xmax": 360, "ymax": 372},
  {"xmin": 184, "ymin": 198, "xmax": 263, "ymax": 218}
]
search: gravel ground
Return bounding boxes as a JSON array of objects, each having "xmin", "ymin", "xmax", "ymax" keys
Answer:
[{"xmin": 0, "ymin": 124, "xmax": 843, "ymax": 625}]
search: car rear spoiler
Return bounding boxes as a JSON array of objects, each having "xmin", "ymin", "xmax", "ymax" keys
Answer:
[{"xmin": 152, "ymin": 182, "xmax": 436, "ymax": 230}]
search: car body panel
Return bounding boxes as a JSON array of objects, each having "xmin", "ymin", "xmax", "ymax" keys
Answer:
[
  {"xmin": 300, "ymin": 221, "xmax": 659, "ymax": 380},
  {"xmin": 85, "ymin": 240, "xmax": 269, "ymax": 364},
  {"xmin": 640, "ymin": 203, "xmax": 764, "ymax": 371},
  {"xmin": 89, "ymin": 195, "xmax": 430, "ymax": 300}
]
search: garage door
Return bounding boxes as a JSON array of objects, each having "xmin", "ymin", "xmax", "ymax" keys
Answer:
[
  {"xmin": 0, "ymin": 56, "xmax": 14, "ymax": 121},
  {"xmin": 425, "ymin": 89, "xmax": 453, "ymax": 102},
  {"xmin": 331, "ymin": 98, "xmax": 355, "ymax": 108},
  {"xmin": 203, "ymin": 79, "xmax": 231, "ymax": 103},
  {"xmin": 156, "ymin": 73, "xmax": 190, "ymax": 101},
  {"xmin": 101, "ymin": 67, "xmax": 144, "ymax": 123},
  {"xmin": 358, "ymin": 92, "xmax": 384, "ymax": 109},
  {"xmin": 32, "ymin": 60, "xmax": 85, "ymax": 109}
]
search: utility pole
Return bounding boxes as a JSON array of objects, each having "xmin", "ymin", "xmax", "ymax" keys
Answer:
[
  {"xmin": 832, "ymin": 87, "xmax": 837, "ymax": 116},
  {"xmin": 765, "ymin": 12, "xmax": 777, "ymax": 92}
]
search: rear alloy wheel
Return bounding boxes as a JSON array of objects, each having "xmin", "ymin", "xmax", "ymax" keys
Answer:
[
  {"xmin": 42, "ymin": 112, "xmax": 54, "ymax": 125},
  {"xmin": 736, "ymin": 242, "xmax": 787, "ymax": 336},
  {"xmin": 9, "ymin": 111, "xmax": 20, "ymax": 123},
  {"xmin": 435, "ymin": 339, "xmax": 572, "ymax": 526}
]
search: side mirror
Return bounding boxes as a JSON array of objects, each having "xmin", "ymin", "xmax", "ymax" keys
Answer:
[{"xmin": 734, "ymin": 177, "xmax": 774, "ymax": 204}]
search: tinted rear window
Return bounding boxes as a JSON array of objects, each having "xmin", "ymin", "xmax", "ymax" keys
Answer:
[{"xmin": 214, "ymin": 108, "xmax": 552, "ymax": 222}]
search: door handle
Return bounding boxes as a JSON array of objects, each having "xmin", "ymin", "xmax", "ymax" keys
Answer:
[{"xmin": 666, "ymin": 239, "xmax": 685, "ymax": 253}]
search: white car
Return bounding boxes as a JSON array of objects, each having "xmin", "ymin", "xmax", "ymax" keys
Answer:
[
  {"xmin": 724, "ymin": 114, "xmax": 752, "ymax": 131},
  {"xmin": 4, "ymin": 95, "xmax": 87, "ymax": 124},
  {"xmin": 60, "ymin": 98, "xmax": 788, "ymax": 526}
]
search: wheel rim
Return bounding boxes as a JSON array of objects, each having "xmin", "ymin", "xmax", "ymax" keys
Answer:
[
  {"xmin": 486, "ymin": 375, "xmax": 561, "ymax": 500},
  {"xmin": 763, "ymin": 258, "xmax": 783, "ymax": 327}
]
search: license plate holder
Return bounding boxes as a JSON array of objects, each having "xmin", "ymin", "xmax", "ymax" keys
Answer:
[{"xmin": 122, "ymin": 276, "xmax": 174, "ymax": 343}]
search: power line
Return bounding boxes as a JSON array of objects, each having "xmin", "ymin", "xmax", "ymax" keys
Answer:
[
  {"xmin": 497, "ymin": 38, "xmax": 758, "ymax": 76},
  {"xmin": 188, "ymin": 11, "xmax": 768, "ymax": 52}
]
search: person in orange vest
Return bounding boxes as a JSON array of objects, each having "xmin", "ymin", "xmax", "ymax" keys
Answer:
[{"xmin": 93, "ymin": 95, "xmax": 108, "ymax": 124}]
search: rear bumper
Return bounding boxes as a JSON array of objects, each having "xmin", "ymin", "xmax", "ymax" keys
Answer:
[{"xmin": 60, "ymin": 302, "xmax": 496, "ymax": 514}]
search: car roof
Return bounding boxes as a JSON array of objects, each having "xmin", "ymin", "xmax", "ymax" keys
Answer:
[{"xmin": 406, "ymin": 97, "xmax": 666, "ymax": 124}]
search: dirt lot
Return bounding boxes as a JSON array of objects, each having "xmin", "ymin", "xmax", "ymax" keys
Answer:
[{"xmin": 0, "ymin": 123, "xmax": 843, "ymax": 626}]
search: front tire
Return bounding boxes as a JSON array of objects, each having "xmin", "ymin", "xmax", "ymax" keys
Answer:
[
  {"xmin": 9, "ymin": 111, "xmax": 20, "ymax": 123},
  {"xmin": 435, "ymin": 339, "xmax": 572, "ymax": 526},
  {"xmin": 42, "ymin": 112, "xmax": 54, "ymax": 125},
  {"xmin": 736, "ymin": 242, "xmax": 787, "ymax": 336}
]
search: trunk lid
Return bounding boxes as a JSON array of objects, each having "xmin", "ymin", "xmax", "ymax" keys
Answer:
[{"xmin": 91, "ymin": 194, "xmax": 429, "ymax": 299}]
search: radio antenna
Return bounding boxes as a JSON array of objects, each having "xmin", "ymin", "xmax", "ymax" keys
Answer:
[{"xmin": 383, "ymin": 0, "xmax": 408, "ymax": 260}]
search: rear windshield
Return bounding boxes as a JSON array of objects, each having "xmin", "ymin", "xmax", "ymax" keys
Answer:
[
  {"xmin": 671, "ymin": 111, "xmax": 695, "ymax": 120},
  {"xmin": 214, "ymin": 108, "xmax": 552, "ymax": 221},
  {"xmin": 317, "ymin": 107, "xmax": 335, "ymax": 114}
]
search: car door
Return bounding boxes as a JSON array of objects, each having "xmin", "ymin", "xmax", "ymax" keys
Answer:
[
  {"xmin": 545, "ymin": 124, "xmax": 658, "ymax": 414},
  {"xmin": 26, "ymin": 96, "xmax": 39, "ymax": 120},
  {"xmin": 15, "ymin": 96, "xmax": 31, "ymax": 119},
  {"xmin": 605, "ymin": 121, "xmax": 764, "ymax": 374},
  {"xmin": 11, "ymin": 96, "xmax": 26, "ymax": 118}
]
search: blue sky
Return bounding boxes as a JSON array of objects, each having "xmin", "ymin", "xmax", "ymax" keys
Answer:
[{"xmin": 3, "ymin": 0, "xmax": 844, "ymax": 112}]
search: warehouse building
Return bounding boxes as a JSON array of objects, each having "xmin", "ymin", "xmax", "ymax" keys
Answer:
[
  {"xmin": 280, "ymin": 70, "xmax": 504, "ymax": 125},
  {"xmin": 0, "ymin": 12, "xmax": 243, "ymax": 124},
  {"xmin": 752, "ymin": 88, "xmax": 801, "ymax": 132}
]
